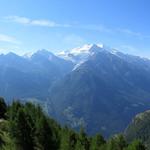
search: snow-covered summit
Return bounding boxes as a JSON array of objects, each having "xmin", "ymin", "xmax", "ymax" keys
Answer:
[
  {"xmin": 23, "ymin": 52, "xmax": 34, "ymax": 58},
  {"xmin": 70, "ymin": 43, "xmax": 104, "ymax": 55},
  {"xmin": 57, "ymin": 44, "xmax": 105, "ymax": 63}
]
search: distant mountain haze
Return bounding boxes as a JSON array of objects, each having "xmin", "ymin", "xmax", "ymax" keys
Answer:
[{"xmin": 0, "ymin": 49, "xmax": 73, "ymax": 100}]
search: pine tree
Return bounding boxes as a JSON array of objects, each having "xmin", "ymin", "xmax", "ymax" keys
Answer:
[
  {"xmin": 126, "ymin": 140, "xmax": 146, "ymax": 150},
  {"xmin": 35, "ymin": 115, "xmax": 57, "ymax": 150},
  {"xmin": 60, "ymin": 128, "xmax": 70, "ymax": 150},
  {"xmin": 90, "ymin": 134, "xmax": 106, "ymax": 150},
  {"xmin": 0, "ymin": 131, "xmax": 4, "ymax": 148},
  {"xmin": 60, "ymin": 127, "xmax": 77, "ymax": 150},
  {"xmin": 75, "ymin": 138, "xmax": 85, "ymax": 150},
  {"xmin": 9, "ymin": 106, "xmax": 34, "ymax": 150},
  {"xmin": 107, "ymin": 137, "xmax": 117, "ymax": 150},
  {"xmin": 106, "ymin": 134, "xmax": 127, "ymax": 150},
  {"xmin": 75, "ymin": 128, "xmax": 89, "ymax": 150},
  {"xmin": 0, "ymin": 97, "xmax": 7, "ymax": 119}
]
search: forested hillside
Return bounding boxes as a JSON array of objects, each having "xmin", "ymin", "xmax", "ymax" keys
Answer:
[
  {"xmin": 0, "ymin": 97, "xmax": 146, "ymax": 150},
  {"xmin": 124, "ymin": 110, "xmax": 150, "ymax": 149}
]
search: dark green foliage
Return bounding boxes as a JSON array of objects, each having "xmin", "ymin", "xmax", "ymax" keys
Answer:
[
  {"xmin": 90, "ymin": 133, "xmax": 106, "ymax": 150},
  {"xmin": 35, "ymin": 115, "xmax": 56, "ymax": 150},
  {"xmin": 0, "ymin": 131, "xmax": 5, "ymax": 148},
  {"xmin": 0, "ymin": 98, "xmax": 147, "ymax": 150},
  {"xmin": 60, "ymin": 127, "xmax": 77, "ymax": 150},
  {"xmin": 8, "ymin": 102, "xmax": 34, "ymax": 150},
  {"xmin": 107, "ymin": 134, "xmax": 127, "ymax": 150},
  {"xmin": 8, "ymin": 101, "xmax": 59, "ymax": 150},
  {"xmin": 0, "ymin": 97, "xmax": 7, "ymax": 119},
  {"xmin": 75, "ymin": 128, "xmax": 90, "ymax": 150},
  {"xmin": 126, "ymin": 140, "xmax": 146, "ymax": 150},
  {"xmin": 124, "ymin": 110, "xmax": 150, "ymax": 149}
]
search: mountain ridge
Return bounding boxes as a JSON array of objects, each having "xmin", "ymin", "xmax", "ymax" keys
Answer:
[
  {"xmin": 1, "ymin": 44, "xmax": 150, "ymax": 137},
  {"xmin": 49, "ymin": 44, "xmax": 150, "ymax": 137}
]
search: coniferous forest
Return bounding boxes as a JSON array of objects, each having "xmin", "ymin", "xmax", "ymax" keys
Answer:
[{"xmin": 0, "ymin": 97, "xmax": 146, "ymax": 150}]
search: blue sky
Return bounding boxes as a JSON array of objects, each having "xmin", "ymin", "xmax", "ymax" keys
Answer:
[{"xmin": 0, "ymin": 0, "xmax": 150, "ymax": 57}]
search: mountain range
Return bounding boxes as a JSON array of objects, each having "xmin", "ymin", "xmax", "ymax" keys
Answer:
[
  {"xmin": 1, "ymin": 44, "xmax": 150, "ymax": 137},
  {"xmin": 0, "ymin": 49, "xmax": 73, "ymax": 100}
]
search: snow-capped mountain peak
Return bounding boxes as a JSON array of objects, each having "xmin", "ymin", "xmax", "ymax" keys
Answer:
[
  {"xmin": 23, "ymin": 52, "xmax": 34, "ymax": 58},
  {"xmin": 70, "ymin": 44, "xmax": 95, "ymax": 55},
  {"xmin": 69, "ymin": 44, "xmax": 104, "ymax": 55},
  {"xmin": 57, "ymin": 44, "xmax": 105, "ymax": 63}
]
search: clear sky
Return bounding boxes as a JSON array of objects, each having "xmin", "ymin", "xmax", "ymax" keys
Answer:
[{"xmin": 0, "ymin": 0, "xmax": 150, "ymax": 57}]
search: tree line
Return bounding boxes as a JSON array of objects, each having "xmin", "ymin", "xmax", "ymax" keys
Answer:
[{"xmin": 0, "ymin": 97, "xmax": 146, "ymax": 150}]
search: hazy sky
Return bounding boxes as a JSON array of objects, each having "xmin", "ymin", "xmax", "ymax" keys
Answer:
[{"xmin": 0, "ymin": 0, "xmax": 150, "ymax": 57}]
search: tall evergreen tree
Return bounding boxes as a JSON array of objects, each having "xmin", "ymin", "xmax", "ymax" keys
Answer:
[
  {"xmin": 107, "ymin": 135, "xmax": 127, "ymax": 150},
  {"xmin": 60, "ymin": 127, "xmax": 77, "ymax": 150},
  {"xmin": 75, "ymin": 128, "xmax": 89, "ymax": 150},
  {"xmin": 0, "ymin": 131, "xmax": 4, "ymax": 148},
  {"xmin": 126, "ymin": 140, "xmax": 146, "ymax": 150},
  {"xmin": 0, "ymin": 97, "xmax": 7, "ymax": 119},
  {"xmin": 9, "ymin": 106, "xmax": 34, "ymax": 150},
  {"xmin": 90, "ymin": 133, "xmax": 106, "ymax": 150},
  {"xmin": 35, "ymin": 115, "xmax": 57, "ymax": 150}
]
